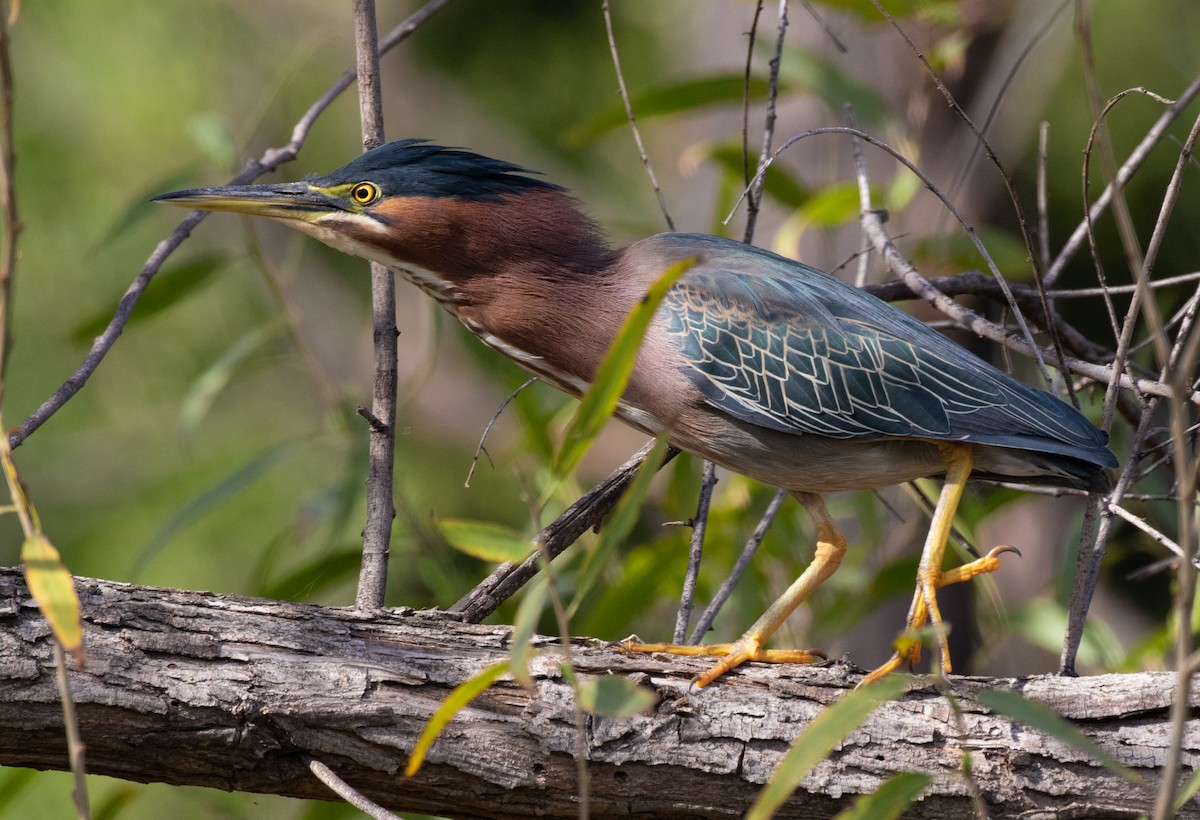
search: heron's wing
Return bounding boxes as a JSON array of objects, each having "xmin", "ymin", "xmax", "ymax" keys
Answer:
[{"xmin": 656, "ymin": 234, "xmax": 1108, "ymax": 456}]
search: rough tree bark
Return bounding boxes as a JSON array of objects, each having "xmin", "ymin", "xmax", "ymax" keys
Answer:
[{"xmin": 0, "ymin": 568, "xmax": 1195, "ymax": 818}]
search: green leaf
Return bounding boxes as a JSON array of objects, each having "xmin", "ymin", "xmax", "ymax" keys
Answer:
[
  {"xmin": 405, "ymin": 660, "xmax": 510, "ymax": 777},
  {"xmin": 977, "ymin": 688, "xmax": 1139, "ymax": 782},
  {"xmin": 777, "ymin": 45, "xmax": 890, "ymax": 129},
  {"xmin": 509, "ymin": 574, "xmax": 549, "ymax": 687},
  {"xmin": 0, "ymin": 768, "xmax": 37, "ymax": 813},
  {"xmin": 259, "ymin": 545, "xmax": 363, "ymax": 601},
  {"xmin": 799, "ymin": 183, "xmax": 861, "ymax": 227},
  {"xmin": 1004, "ymin": 598, "xmax": 1125, "ymax": 671},
  {"xmin": 92, "ymin": 167, "xmax": 200, "ymax": 251},
  {"xmin": 553, "ymin": 257, "xmax": 696, "ymax": 479},
  {"xmin": 832, "ymin": 771, "xmax": 931, "ymax": 820},
  {"xmin": 438, "ymin": 518, "xmax": 532, "ymax": 564},
  {"xmin": 577, "ymin": 675, "xmax": 656, "ymax": 718},
  {"xmin": 748, "ymin": 676, "xmax": 910, "ymax": 820},
  {"xmin": 909, "ymin": 230, "xmax": 1030, "ymax": 280},
  {"xmin": 1176, "ymin": 765, "xmax": 1200, "ymax": 812},
  {"xmin": 179, "ymin": 321, "xmax": 284, "ymax": 443},
  {"xmin": 21, "ymin": 534, "xmax": 84, "ymax": 661},
  {"xmin": 566, "ymin": 435, "xmax": 672, "ymax": 620},
  {"xmin": 707, "ymin": 143, "xmax": 812, "ymax": 208},
  {"xmin": 132, "ymin": 440, "xmax": 298, "ymax": 578},
  {"xmin": 566, "ymin": 74, "xmax": 786, "ymax": 145},
  {"xmin": 812, "ymin": 0, "xmax": 959, "ymax": 22},
  {"xmin": 72, "ymin": 254, "xmax": 227, "ymax": 343}
]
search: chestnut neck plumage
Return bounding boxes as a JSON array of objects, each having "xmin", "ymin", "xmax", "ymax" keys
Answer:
[{"xmin": 363, "ymin": 187, "xmax": 631, "ymax": 393}]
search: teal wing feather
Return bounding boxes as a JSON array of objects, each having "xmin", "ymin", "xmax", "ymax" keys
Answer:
[{"xmin": 655, "ymin": 233, "xmax": 1116, "ymax": 469}]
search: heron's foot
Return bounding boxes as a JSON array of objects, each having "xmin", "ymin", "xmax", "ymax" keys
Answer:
[
  {"xmin": 622, "ymin": 637, "xmax": 822, "ymax": 688},
  {"xmin": 936, "ymin": 544, "xmax": 1021, "ymax": 589},
  {"xmin": 862, "ymin": 545, "xmax": 1018, "ymax": 684}
]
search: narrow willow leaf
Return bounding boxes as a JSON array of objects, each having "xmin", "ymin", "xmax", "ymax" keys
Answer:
[
  {"xmin": 132, "ymin": 441, "xmax": 297, "ymax": 578},
  {"xmin": 748, "ymin": 676, "xmax": 910, "ymax": 820},
  {"xmin": 706, "ymin": 143, "xmax": 811, "ymax": 207},
  {"xmin": 1175, "ymin": 765, "xmax": 1200, "ymax": 812},
  {"xmin": 577, "ymin": 675, "xmax": 656, "ymax": 719},
  {"xmin": 554, "ymin": 257, "xmax": 696, "ymax": 479},
  {"xmin": 778, "ymin": 44, "xmax": 890, "ymax": 128},
  {"xmin": 567, "ymin": 75, "xmax": 783, "ymax": 144},
  {"xmin": 91, "ymin": 167, "xmax": 199, "ymax": 251},
  {"xmin": 832, "ymin": 771, "xmax": 931, "ymax": 820},
  {"xmin": 72, "ymin": 254, "xmax": 226, "ymax": 343},
  {"xmin": 566, "ymin": 435, "xmax": 671, "ymax": 620},
  {"xmin": 179, "ymin": 321, "xmax": 283, "ymax": 443},
  {"xmin": 977, "ymin": 689, "xmax": 1138, "ymax": 782},
  {"xmin": 405, "ymin": 660, "xmax": 510, "ymax": 777},
  {"xmin": 438, "ymin": 519, "xmax": 532, "ymax": 564},
  {"xmin": 509, "ymin": 574, "xmax": 549, "ymax": 687},
  {"xmin": 259, "ymin": 546, "xmax": 362, "ymax": 602},
  {"xmin": 21, "ymin": 535, "xmax": 84, "ymax": 662}
]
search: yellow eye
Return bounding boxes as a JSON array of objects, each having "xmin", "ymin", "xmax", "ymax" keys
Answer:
[{"xmin": 351, "ymin": 182, "xmax": 379, "ymax": 204}]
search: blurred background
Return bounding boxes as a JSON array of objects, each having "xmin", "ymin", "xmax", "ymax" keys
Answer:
[{"xmin": 3, "ymin": 0, "xmax": 1198, "ymax": 816}]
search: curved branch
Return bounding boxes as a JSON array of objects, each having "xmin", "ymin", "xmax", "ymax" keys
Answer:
[{"xmin": 9, "ymin": 0, "xmax": 452, "ymax": 450}]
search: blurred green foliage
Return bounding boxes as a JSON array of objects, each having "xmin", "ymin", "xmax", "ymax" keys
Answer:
[{"xmin": 3, "ymin": 0, "xmax": 1198, "ymax": 816}]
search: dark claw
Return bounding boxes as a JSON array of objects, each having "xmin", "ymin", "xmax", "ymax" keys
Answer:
[{"xmin": 987, "ymin": 544, "xmax": 1022, "ymax": 559}]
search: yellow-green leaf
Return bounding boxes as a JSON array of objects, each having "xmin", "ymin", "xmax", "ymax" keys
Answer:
[
  {"xmin": 748, "ymin": 676, "xmax": 909, "ymax": 820},
  {"xmin": 438, "ymin": 519, "xmax": 532, "ymax": 564},
  {"xmin": 977, "ymin": 689, "xmax": 1138, "ymax": 782},
  {"xmin": 509, "ymin": 574, "xmax": 549, "ymax": 687},
  {"xmin": 21, "ymin": 535, "xmax": 84, "ymax": 662},
  {"xmin": 72, "ymin": 254, "xmax": 226, "ymax": 343},
  {"xmin": 553, "ymin": 258, "xmax": 696, "ymax": 479},
  {"xmin": 405, "ymin": 660, "xmax": 510, "ymax": 777},
  {"xmin": 832, "ymin": 771, "xmax": 930, "ymax": 820},
  {"xmin": 566, "ymin": 435, "xmax": 672, "ymax": 620},
  {"xmin": 577, "ymin": 675, "xmax": 655, "ymax": 718}
]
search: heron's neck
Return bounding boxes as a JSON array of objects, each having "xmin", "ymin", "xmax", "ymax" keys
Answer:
[{"xmin": 366, "ymin": 188, "xmax": 614, "ymax": 308}]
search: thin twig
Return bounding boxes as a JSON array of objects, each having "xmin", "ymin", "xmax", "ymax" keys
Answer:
[
  {"xmin": 868, "ymin": 0, "xmax": 1061, "ymax": 391},
  {"xmin": 0, "ymin": 0, "xmax": 15, "ymax": 389},
  {"xmin": 353, "ymin": 0, "xmax": 398, "ymax": 611},
  {"xmin": 308, "ymin": 757, "xmax": 401, "ymax": 820},
  {"xmin": 1139, "ymin": 105, "xmax": 1200, "ymax": 820},
  {"xmin": 0, "ymin": 8, "xmax": 89, "ymax": 818},
  {"xmin": 53, "ymin": 643, "xmax": 90, "ymax": 820},
  {"xmin": 450, "ymin": 442, "xmax": 681, "ymax": 623},
  {"xmin": 678, "ymin": 2, "xmax": 789, "ymax": 644},
  {"xmin": 673, "ymin": 462, "xmax": 716, "ymax": 643},
  {"xmin": 1045, "ymin": 270, "xmax": 1200, "ymax": 298},
  {"xmin": 740, "ymin": 1, "xmax": 765, "ymax": 192},
  {"xmin": 1106, "ymin": 502, "xmax": 1188, "ymax": 564},
  {"xmin": 1037, "ymin": 122, "xmax": 1052, "ymax": 292},
  {"xmin": 601, "ymin": 0, "xmax": 673, "ymax": 231},
  {"xmin": 465, "ymin": 377, "xmax": 537, "ymax": 488},
  {"xmin": 688, "ymin": 487, "xmax": 787, "ymax": 645},
  {"xmin": 8, "ymin": 0, "xmax": 452, "ymax": 450},
  {"xmin": 741, "ymin": 0, "xmax": 788, "ymax": 244},
  {"xmin": 1046, "ymin": 72, "xmax": 1200, "ymax": 287}
]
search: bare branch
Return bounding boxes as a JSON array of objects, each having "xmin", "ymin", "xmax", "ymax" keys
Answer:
[
  {"xmin": 8, "ymin": 0, "xmax": 452, "ymax": 451},
  {"xmin": 601, "ymin": 0, "xmax": 673, "ymax": 231},
  {"xmin": 352, "ymin": 0, "xmax": 398, "ymax": 611}
]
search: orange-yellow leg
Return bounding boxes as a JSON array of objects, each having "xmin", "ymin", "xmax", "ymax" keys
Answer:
[
  {"xmin": 624, "ymin": 492, "xmax": 846, "ymax": 688},
  {"xmin": 863, "ymin": 443, "xmax": 1013, "ymax": 683}
]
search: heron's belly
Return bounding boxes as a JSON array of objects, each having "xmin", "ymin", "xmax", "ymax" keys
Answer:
[{"xmin": 613, "ymin": 403, "xmax": 949, "ymax": 493}]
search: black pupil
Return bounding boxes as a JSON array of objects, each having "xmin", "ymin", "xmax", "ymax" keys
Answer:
[{"xmin": 356, "ymin": 185, "xmax": 371, "ymax": 201}]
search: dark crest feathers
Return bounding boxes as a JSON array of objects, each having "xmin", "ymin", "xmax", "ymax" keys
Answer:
[{"xmin": 310, "ymin": 139, "xmax": 562, "ymax": 201}]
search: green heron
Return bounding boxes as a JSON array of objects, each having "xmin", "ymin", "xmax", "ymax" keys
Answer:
[{"xmin": 155, "ymin": 139, "xmax": 1117, "ymax": 685}]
